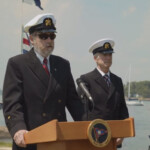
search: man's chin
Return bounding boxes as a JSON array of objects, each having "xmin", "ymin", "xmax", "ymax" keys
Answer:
[
  {"xmin": 104, "ymin": 64, "xmax": 111, "ymax": 69},
  {"xmin": 38, "ymin": 49, "xmax": 53, "ymax": 57},
  {"xmin": 44, "ymin": 48, "xmax": 53, "ymax": 54}
]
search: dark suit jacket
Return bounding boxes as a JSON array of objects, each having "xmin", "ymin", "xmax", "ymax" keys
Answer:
[
  {"xmin": 80, "ymin": 68, "xmax": 129, "ymax": 121},
  {"xmin": 3, "ymin": 49, "xmax": 83, "ymax": 150}
]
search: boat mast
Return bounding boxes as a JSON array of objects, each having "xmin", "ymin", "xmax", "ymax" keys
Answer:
[{"xmin": 128, "ymin": 65, "xmax": 131, "ymax": 98}]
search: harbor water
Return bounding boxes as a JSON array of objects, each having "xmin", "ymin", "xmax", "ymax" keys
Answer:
[
  {"xmin": 122, "ymin": 100, "xmax": 150, "ymax": 150},
  {"xmin": 0, "ymin": 101, "xmax": 150, "ymax": 149}
]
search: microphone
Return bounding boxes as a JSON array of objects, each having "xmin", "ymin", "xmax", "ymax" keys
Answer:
[{"xmin": 76, "ymin": 78, "xmax": 93, "ymax": 102}]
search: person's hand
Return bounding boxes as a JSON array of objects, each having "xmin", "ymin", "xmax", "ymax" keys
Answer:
[
  {"xmin": 13, "ymin": 130, "xmax": 28, "ymax": 147},
  {"xmin": 116, "ymin": 138, "xmax": 124, "ymax": 146}
]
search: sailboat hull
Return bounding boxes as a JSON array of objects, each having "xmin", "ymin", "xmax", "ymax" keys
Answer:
[{"xmin": 126, "ymin": 100, "xmax": 144, "ymax": 106}]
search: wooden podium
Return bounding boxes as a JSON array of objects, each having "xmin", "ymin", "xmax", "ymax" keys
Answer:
[{"xmin": 24, "ymin": 118, "xmax": 135, "ymax": 150}]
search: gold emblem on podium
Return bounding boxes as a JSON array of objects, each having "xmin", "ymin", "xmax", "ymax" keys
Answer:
[{"xmin": 87, "ymin": 119, "xmax": 111, "ymax": 147}]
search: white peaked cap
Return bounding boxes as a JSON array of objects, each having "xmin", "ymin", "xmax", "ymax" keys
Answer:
[
  {"xmin": 24, "ymin": 13, "xmax": 56, "ymax": 33},
  {"xmin": 89, "ymin": 38, "xmax": 115, "ymax": 54}
]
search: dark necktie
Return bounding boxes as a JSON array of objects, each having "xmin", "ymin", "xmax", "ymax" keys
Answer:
[
  {"xmin": 103, "ymin": 74, "xmax": 110, "ymax": 87},
  {"xmin": 43, "ymin": 58, "xmax": 50, "ymax": 76}
]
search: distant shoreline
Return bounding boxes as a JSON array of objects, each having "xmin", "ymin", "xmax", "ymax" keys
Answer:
[
  {"xmin": 125, "ymin": 97, "xmax": 150, "ymax": 101},
  {"xmin": 139, "ymin": 98, "xmax": 150, "ymax": 101}
]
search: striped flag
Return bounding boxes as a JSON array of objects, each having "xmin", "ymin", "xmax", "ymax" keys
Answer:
[
  {"xmin": 22, "ymin": 27, "xmax": 32, "ymax": 54},
  {"xmin": 23, "ymin": 0, "xmax": 43, "ymax": 10}
]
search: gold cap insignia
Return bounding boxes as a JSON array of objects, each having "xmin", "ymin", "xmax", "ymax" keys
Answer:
[
  {"xmin": 104, "ymin": 43, "xmax": 110, "ymax": 49},
  {"xmin": 44, "ymin": 18, "xmax": 51, "ymax": 26}
]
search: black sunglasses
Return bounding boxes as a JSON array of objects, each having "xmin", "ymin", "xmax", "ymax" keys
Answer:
[{"xmin": 37, "ymin": 33, "xmax": 56, "ymax": 40}]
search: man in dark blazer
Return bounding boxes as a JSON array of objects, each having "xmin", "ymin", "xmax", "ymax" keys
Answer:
[
  {"xmin": 77, "ymin": 38, "xmax": 129, "ymax": 147},
  {"xmin": 3, "ymin": 13, "xmax": 84, "ymax": 150}
]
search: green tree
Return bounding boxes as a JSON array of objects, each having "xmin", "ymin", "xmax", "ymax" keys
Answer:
[{"xmin": 124, "ymin": 81, "xmax": 150, "ymax": 98}]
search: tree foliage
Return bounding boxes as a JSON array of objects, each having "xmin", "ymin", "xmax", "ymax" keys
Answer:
[{"xmin": 124, "ymin": 81, "xmax": 150, "ymax": 98}]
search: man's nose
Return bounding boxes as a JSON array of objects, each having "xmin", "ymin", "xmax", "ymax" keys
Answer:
[{"xmin": 46, "ymin": 37, "xmax": 53, "ymax": 41}]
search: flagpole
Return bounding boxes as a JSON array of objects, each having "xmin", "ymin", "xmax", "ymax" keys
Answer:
[
  {"xmin": 21, "ymin": 0, "xmax": 24, "ymax": 54},
  {"xmin": 21, "ymin": 0, "xmax": 43, "ymax": 54},
  {"xmin": 21, "ymin": 26, "xmax": 24, "ymax": 54}
]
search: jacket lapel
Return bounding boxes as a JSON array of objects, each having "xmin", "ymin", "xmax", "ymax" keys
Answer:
[
  {"xmin": 93, "ymin": 69, "xmax": 116, "ymax": 100},
  {"xmin": 93, "ymin": 69, "xmax": 109, "ymax": 93},
  {"xmin": 43, "ymin": 55, "xmax": 59, "ymax": 102},
  {"xmin": 26, "ymin": 49, "xmax": 49, "ymax": 88},
  {"xmin": 107, "ymin": 73, "xmax": 116, "ymax": 100}
]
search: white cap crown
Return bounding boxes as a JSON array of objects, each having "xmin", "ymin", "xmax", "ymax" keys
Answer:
[
  {"xmin": 24, "ymin": 13, "xmax": 56, "ymax": 33},
  {"xmin": 89, "ymin": 38, "xmax": 115, "ymax": 54}
]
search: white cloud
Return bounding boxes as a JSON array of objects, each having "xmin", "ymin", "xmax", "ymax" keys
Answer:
[
  {"xmin": 41, "ymin": 0, "xmax": 49, "ymax": 7},
  {"xmin": 123, "ymin": 6, "xmax": 136, "ymax": 17}
]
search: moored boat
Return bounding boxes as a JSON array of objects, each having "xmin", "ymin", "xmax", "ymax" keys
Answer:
[{"xmin": 126, "ymin": 100, "xmax": 144, "ymax": 106}]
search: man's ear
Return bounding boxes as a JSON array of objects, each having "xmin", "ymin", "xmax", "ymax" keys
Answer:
[
  {"xmin": 29, "ymin": 35, "xmax": 34, "ymax": 45},
  {"xmin": 94, "ymin": 55, "xmax": 98, "ymax": 62}
]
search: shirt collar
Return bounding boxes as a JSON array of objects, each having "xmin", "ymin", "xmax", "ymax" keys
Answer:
[
  {"xmin": 96, "ymin": 67, "xmax": 110, "ymax": 77},
  {"xmin": 34, "ymin": 49, "xmax": 50, "ymax": 64},
  {"xmin": 34, "ymin": 49, "xmax": 51, "ymax": 71}
]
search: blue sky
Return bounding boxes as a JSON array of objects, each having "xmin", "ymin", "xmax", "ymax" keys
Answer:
[{"xmin": 0, "ymin": 0, "xmax": 150, "ymax": 90}]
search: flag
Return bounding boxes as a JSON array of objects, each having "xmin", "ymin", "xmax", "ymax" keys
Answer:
[
  {"xmin": 22, "ymin": 28, "xmax": 32, "ymax": 54},
  {"xmin": 34, "ymin": 0, "xmax": 43, "ymax": 10},
  {"xmin": 23, "ymin": 0, "xmax": 43, "ymax": 10},
  {"xmin": 94, "ymin": 128, "xmax": 107, "ymax": 139}
]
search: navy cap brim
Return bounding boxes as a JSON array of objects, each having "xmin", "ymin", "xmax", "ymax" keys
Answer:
[
  {"xmin": 93, "ymin": 48, "xmax": 114, "ymax": 55},
  {"xmin": 101, "ymin": 50, "xmax": 114, "ymax": 54},
  {"xmin": 29, "ymin": 21, "xmax": 56, "ymax": 34},
  {"xmin": 39, "ymin": 29, "xmax": 57, "ymax": 33}
]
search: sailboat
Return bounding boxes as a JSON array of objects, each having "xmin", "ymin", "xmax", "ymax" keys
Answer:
[
  {"xmin": 126, "ymin": 100, "xmax": 144, "ymax": 106},
  {"xmin": 125, "ymin": 66, "xmax": 144, "ymax": 106}
]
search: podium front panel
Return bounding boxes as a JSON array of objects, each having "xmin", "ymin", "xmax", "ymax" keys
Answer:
[
  {"xmin": 37, "ymin": 139, "xmax": 117, "ymax": 150},
  {"xmin": 37, "ymin": 142, "xmax": 66, "ymax": 150}
]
